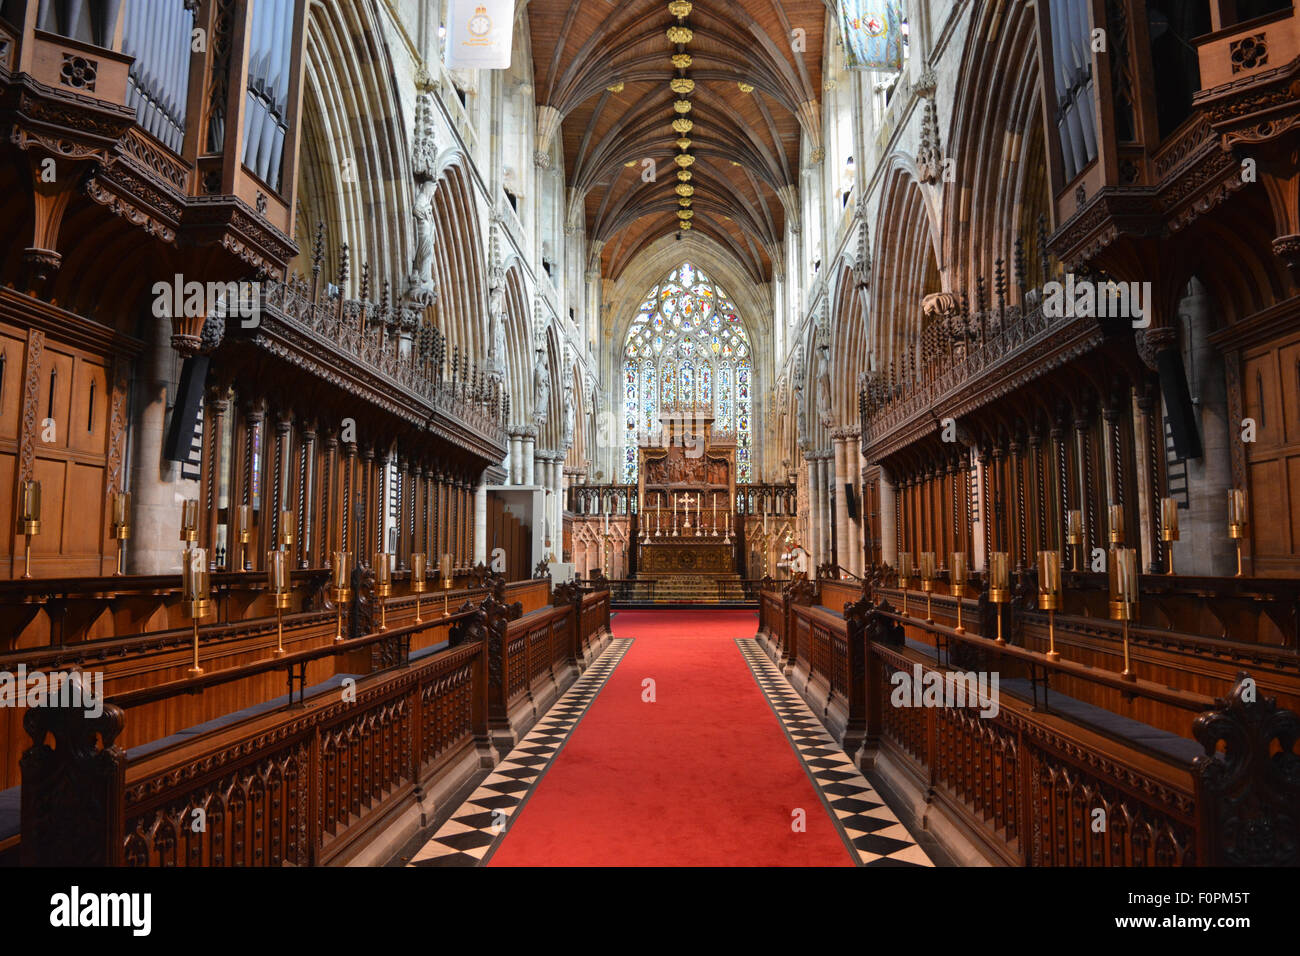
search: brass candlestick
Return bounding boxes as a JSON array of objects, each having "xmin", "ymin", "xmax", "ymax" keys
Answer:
[
  {"xmin": 18, "ymin": 479, "xmax": 41, "ymax": 579},
  {"xmin": 180, "ymin": 498, "xmax": 199, "ymax": 547},
  {"xmin": 1038, "ymin": 550, "xmax": 1062, "ymax": 662},
  {"xmin": 440, "ymin": 553, "xmax": 453, "ymax": 617},
  {"xmin": 1109, "ymin": 547, "xmax": 1139, "ymax": 681},
  {"xmin": 989, "ymin": 552, "xmax": 1010, "ymax": 645},
  {"xmin": 374, "ymin": 552, "xmax": 392, "ymax": 631},
  {"xmin": 238, "ymin": 504, "xmax": 253, "ymax": 571},
  {"xmin": 919, "ymin": 552, "xmax": 936, "ymax": 623},
  {"xmin": 331, "ymin": 551, "xmax": 353, "ymax": 643},
  {"xmin": 411, "ymin": 553, "xmax": 428, "ymax": 624},
  {"xmin": 1108, "ymin": 503, "xmax": 1125, "ymax": 546},
  {"xmin": 182, "ymin": 547, "xmax": 210, "ymax": 677},
  {"xmin": 950, "ymin": 552, "xmax": 967, "ymax": 634},
  {"xmin": 898, "ymin": 552, "xmax": 913, "ymax": 616},
  {"xmin": 1066, "ymin": 509, "xmax": 1083, "ymax": 571},
  {"xmin": 1228, "ymin": 489, "xmax": 1247, "ymax": 577},
  {"xmin": 267, "ymin": 549, "xmax": 290, "ymax": 657},
  {"xmin": 1160, "ymin": 497, "xmax": 1179, "ymax": 575},
  {"xmin": 112, "ymin": 490, "xmax": 130, "ymax": 576}
]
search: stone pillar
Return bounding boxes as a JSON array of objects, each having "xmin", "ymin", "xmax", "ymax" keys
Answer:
[
  {"xmin": 849, "ymin": 428, "xmax": 864, "ymax": 576},
  {"xmin": 879, "ymin": 465, "xmax": 898, "ymax": 570},
  {"xmin": 509, "ymin": 428, "xmax": 523, "ymax": 485},
  {"xmin": 803, "ymin": 449, "xmax": 819, "ymax": 567},
  {"xmin": 820, "ymin": 451, "xmax": 834, "ymax": 567},
  {"xmin": 128, "ymin": 329, "xmax": 201, "ymax": 574},
  {"xmin": 522, "ymin": 426, "xmax": 537, "ymax": 486},
  {"xmin": 832, "ymin": 431, "xmax": 850, "ymax": 573},
  {"xmin": 474, "ymin": 476, "xmax": 488, "ymax": 566}
]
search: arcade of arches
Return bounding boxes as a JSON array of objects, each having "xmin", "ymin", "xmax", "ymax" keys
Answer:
[{"xmin": 0, "ymin": 0, "xmax": 1297, "ymax": 875}]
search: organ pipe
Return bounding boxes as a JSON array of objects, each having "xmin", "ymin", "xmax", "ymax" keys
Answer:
[{"xmin": 122, "ymin": 0, "xmax": 195, "ymax": 152}]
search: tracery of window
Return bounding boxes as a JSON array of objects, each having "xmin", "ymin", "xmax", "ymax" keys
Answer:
[{"xmin": 623, "ymin": 263, "xmax": 753, "ymax": 484}]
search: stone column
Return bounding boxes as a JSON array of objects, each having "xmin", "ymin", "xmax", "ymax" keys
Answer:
[
  {"xmin": 522, "ymin": 426, "xmax": 537, "ymax": 486},
  {"xmin": 128, "ymin": 329, "xmax": 201, "ymax": 574},
  {"xmin": 832, "ymin": 431, "xmax": 850, "ymax": 573},
  {"xmin": 820, "ymin": 451, "xmax": 834, "ymax": 567},
  {"xmin": 848, "ymin": 427, "xmax": 864, "ymax": 576},
  {"xmin": 508, "ymin": 428, "xmax": 523, "ymax": 485},
  {"xmin": 803, "ymin": 448, "xmax": 819, "ymax": 567},
  {"xmin": 879, "ymin": 464, "xmax": 898, "ymax": 570},
  {"xmin": 474, "ymin": 475, "xmax": 488, "ymax": 567}
]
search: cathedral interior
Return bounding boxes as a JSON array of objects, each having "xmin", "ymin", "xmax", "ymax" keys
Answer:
[{"xmin": 0, "ymin": 0, "xmax": 1298, "ymax": 893}]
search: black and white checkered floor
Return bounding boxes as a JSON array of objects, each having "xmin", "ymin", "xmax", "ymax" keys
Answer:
[
  {"xmin": 408, "ymin": 633, "xmax": 931, "ymax": 867},
  {"xmin": 737, "ymin": 638, "xmax": 934, "ymax": 867},
  {"xmin": 408, "ymin": 638, "xmax": 633, "ymax": 866}
]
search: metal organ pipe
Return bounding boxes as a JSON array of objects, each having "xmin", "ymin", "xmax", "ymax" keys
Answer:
[
  {"xmin": 242, "ymin": 0, "xmax": 293, "ymax": 191},
  {"xmin": 122, "ymin": 0, "xmax": 195, "ymax": 152}
]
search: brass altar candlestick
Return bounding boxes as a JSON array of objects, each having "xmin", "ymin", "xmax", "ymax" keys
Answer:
[
  {"xmin": 278, "ymin": 508, "xmax": 295, "ymax": 557},
  {"xmin": 331, "ymin": 551, "xmax": 353, "ymax": 643},
  {"xmin": 1160, "ymin": 497, "xmax": 1179, "ymax": 575},
  {"xmin": 18, "ymin": 479, "xmax": 40, "ymax": 579},
  {"xmin": 112, "ymin": 490, "xmax": 130, "ymax": 576},
  {"xmin": 1108, "ymin": 504, "xmax": 1125, "ymax": 546},
  {"xmin": 898, "ymin": 552, "xmax": 913, "ymax": 616},
  {"xmin": 374, "ymin": 551, "xmax": 392, "ymax": 631},
  {"xmin": 1109, "ymin": 547, "xmax": 1139, "ymax": 681},
  {"xmin": 919, "ymin": 552, "xmax": 936, "ymax": 623},
  {"xmin": 267, "ymin": 549, "xmax": 290, "ymax": 657},
  {"xmin": 950, "ymin": 552, "xmax": 967, "ymax": 634},
  {"xmin": 182, "ymin": 547, "xmax": 210, "ymax": 677},
  {"xmin": 180, "ymin": 498, "xmax": 199, "ymax": 548},
  {"xmin": 238, "ymin": 504, "xmax": 253, "ymax": 571},
  {"xmin": 440, "ymin": 553, "xmax": 453, "ymax": 617},
  {"xmin": 1228, "ymin": 489, "xmax": 1247, "ymax": 577},
  {"xmin": 1038, "ymin": 550, "xmax": 1062, "ymax": 662},
  {"xmin": 411, "ymin": 553, "xmax": 428, "ymax": 623},
  {"xmin": 1066, "ymin": 509, "xmax": 1083, "ymax": 571},
  {"xmin": 989, "ymin": 552, "xmax": 1010, "ymax": 645}
]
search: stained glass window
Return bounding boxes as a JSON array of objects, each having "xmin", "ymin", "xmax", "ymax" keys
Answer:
[{"xmin": 622, "ymin": 262, "xmax": 754, "ymax": 482}]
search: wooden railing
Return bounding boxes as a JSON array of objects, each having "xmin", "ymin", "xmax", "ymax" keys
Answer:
[
  {"xmin": 755, "ymin": 577, "xmax": 1300, "ymax": 866},
  {"xmin": 17, "ymin": 582, "xmax": 613, "ymax": 866}
]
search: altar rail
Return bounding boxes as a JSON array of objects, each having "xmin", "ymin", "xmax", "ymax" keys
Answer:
[
  {"xmin": 755, "ymin": 580, "xmax": 1300, "ymax": 866},
  {"xmin": 16, "ymin": 584, "xmax": 613, "ymax": 866}
]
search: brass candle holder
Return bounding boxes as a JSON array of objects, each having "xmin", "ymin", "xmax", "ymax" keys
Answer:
[
  {"xmin": 1160, "ymin": 497, "xmax": 1179, "ymax": 575},
  {"xmin": 1038, "ymin": 550, "xmax": 1063, "ymax": 662},
  {"xmin": 331, "ymin": 551, "xmax": 353, "ymax": 643},
  {"xmin": 180, "ymin": 498, "xmax": 199, "ymax": 547},
  {"xmin": 278, "ymin": 509, "xmax": 295, "ymax": 553},
  {"xmin": 950, "ymin": 552, "xmax": 968, "ymax": 634},
  {"xmin": 182, "ymin": 547, "xmax": 211, "ymax": 678},
  {"xmin": 989, "ymin": 552, "xmax": 1010, "ymax": 645},
  {"xmin": 897, "ymin": 552, "xmax": 913, "ymax": 616},
  {"xmin": 238, "ymin": 504, "xmax": 253, "ymax": 571},
  {"xmin": 18, "ymin": 479, "xmax": 41, "ymax": 579},
  {"xmin": 267, "ymin": 549, "xmax": 290, "ymax": 657},
  {"xmin": 919, "ymin": 552, "xmax": 936, "ymax": 623},
  {"xmin": 1109, "ymin": 547, "xmax": 1140, "ymax": 681},
  {"xmin": 411, "ymin": 553, "xmax": 428, "ymax": 623},
  {"xmin": 1228, "ymin": 488, "xmax": 1247, "ymax": 577},
  {"xmin": 440, "ymin": 552, "xmax": 453, "ymax": 617},
  {"xmin": 1066, "ymin": 509, "xmax": 1083, "ymax": 571},
  {"xmin": 1108, "ymin": 504, "xmax": 1125, "ymax": 546},
  {"xmin": 112, "ymin": 490, "xmax": 131, "ymax": 576},
  {"xmin": 374, "ymin": 551, "xmax": 392, "ymax": 631}
]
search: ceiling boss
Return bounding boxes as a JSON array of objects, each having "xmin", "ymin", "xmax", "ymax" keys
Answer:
[{"xmin": 668, "ymin": 1, "xmax": 696, "ymax": 233}]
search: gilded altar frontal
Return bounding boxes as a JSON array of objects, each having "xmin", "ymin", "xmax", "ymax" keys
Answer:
[{"xmin": 0, "ymin": 0, "xmax": 1294, "ymax": 924}]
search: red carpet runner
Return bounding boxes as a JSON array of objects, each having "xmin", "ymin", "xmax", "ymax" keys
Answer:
[{"xmin": 490, "ymin": 610, "xmax": 853, "ymax": 866}]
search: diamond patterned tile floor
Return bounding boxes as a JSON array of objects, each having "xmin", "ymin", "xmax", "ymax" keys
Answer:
[
  {"xmin": 736, "ymin": 638, "xmax": 934, "ymax": 867},
  {"xmin": 407, "ymin": 638, "xmax": 633, "ymax": 867}
]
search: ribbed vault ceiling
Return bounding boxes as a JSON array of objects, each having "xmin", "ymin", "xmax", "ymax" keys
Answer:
[{"xmin": 527, "ymin": 0, "xmax": 826, "ymax": 285}]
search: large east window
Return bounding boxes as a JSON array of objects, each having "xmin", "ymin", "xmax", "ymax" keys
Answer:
[{"xmin": 622, "ymin": 262, "xmax": 753, "ymax": 484}]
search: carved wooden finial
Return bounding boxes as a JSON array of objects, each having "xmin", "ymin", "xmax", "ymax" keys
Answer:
[
  {"xmin": 311, "ymin": 222, "xmax": 325, "ymax": 280},
  {"xmin": 337, "ymin": 242, "xmax": 350, "ymax": 289}
]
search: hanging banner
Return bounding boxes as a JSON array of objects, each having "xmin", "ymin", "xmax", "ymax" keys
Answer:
[
  {"xmin": 445, "ymin": 0, "xmax": 516, "ymax": 70},
  {"xmin": 839, "ymin": 1, "xmax": 904, "ymax": 71}
]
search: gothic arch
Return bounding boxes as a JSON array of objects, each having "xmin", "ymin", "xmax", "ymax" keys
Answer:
[
  {"xmin": 829, "ymin": 265, "xmax": 868, "ymax": 425},
  {"xmin": 871, "ymin": 159, "xmax": 942, "ymax": 375},
  {"xmin": 291, "ymin": 0, "xmax": 413, "ymax": 293},
  {"xmin": 942, "ymin": 0, "xmax": 1052, "ymax": 296},
  {"xmin": 431, "ymin": 158, "xmax": 489, "ymax": 362}
]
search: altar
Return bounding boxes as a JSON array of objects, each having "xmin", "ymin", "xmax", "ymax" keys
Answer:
[{"xmin": 633, "ymin": 410, "xmax": 739, "ymax": 579}]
